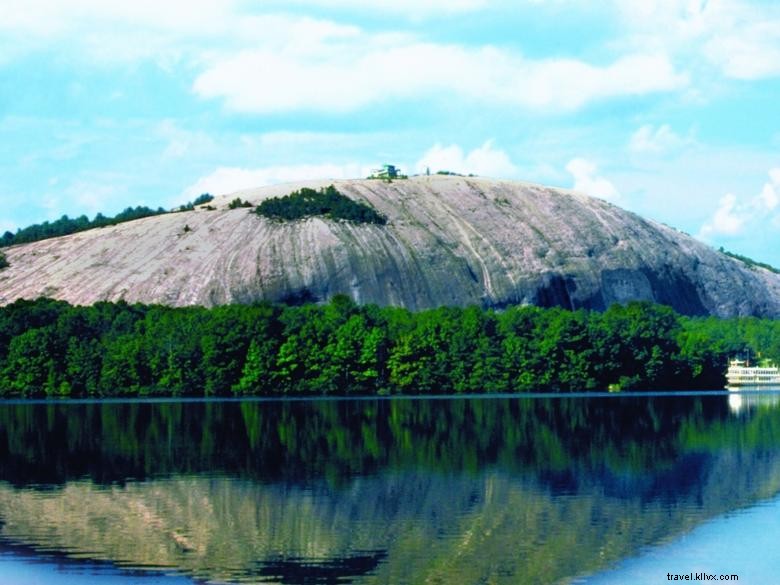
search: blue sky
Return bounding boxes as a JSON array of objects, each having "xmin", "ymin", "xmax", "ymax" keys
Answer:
[{"xmin": 1, "ymin": 0, "xmax": 779, "ymax": 265}]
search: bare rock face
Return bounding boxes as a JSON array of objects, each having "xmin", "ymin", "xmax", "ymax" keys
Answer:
[{"xmin": 1, "ymin": 176, "xmax": 779, "ymax": 317}]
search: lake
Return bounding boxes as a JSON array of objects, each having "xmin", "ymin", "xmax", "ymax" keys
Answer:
[{"xmin": 1, "ymin": 392, "xmax": 780, "ymax": 584}]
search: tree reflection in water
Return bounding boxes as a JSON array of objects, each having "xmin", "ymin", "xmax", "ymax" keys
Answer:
[{"xmin": 0, "ymin": 394, "xmax": 779, "ymax": 583}]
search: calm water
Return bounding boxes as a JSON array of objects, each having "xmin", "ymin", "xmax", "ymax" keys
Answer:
[{"xmin": 1, "ymin": 392, "xmax": 780, "ymax": 584}]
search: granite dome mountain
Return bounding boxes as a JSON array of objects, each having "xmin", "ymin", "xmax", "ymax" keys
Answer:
[{"xmin": 2, "ymin": 175, "xmax": 779, "ymax": 318}]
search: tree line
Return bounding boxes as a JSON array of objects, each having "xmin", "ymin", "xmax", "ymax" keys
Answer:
[
  {"xmin": 1, "ymin": 206, "xmax": 168, "ymax": 248},
  {"xmin": 719, "ymin": 246, "xmax": 780, "ymax": 274},
  {"xmin": 0, "ymin": 296, "xmax": 778, "ymax": 397},
  {"xmin": 1, "ymin": 194, "xmax": 215, "ymax": 248}
]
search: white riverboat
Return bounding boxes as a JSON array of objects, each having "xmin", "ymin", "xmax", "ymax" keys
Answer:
[{"xmin": 726, "ymin": 358, "xmax": 780, "ymax": 389}]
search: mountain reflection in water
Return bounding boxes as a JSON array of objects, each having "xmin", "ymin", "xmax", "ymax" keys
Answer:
[{"xmin": 1, "ymin": 393, "xmax": 780, "ymax": 584}]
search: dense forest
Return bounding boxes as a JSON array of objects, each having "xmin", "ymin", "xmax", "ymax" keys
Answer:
[
  {"xmin": 255, "ymin": 185, "xmax": 387, "ymax": 224},
  {"xmin": 0, "ymin": 296, "xmax": 777, "ymax": 397}
]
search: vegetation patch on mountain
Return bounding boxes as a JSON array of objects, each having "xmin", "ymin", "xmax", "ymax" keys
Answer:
[
  {"xmin": 1, "ymin": 206, "xmax": 170, "ymax": 248},
  {"xmin": 2, "ymin": 193, "xmax": 217, "ymax": 248},
  {"xmin": 255, "ymin": 185, "xmax": 387, "ymax": 225},
  {"xmin": 228, "ymin": 197, "xmax": 253, "ymax": 209},
  {"xmin": 176, "ymin": 193, "xmax": 215, "ymax": 212},
  {"xmin": 719, "ymin": 247, "xmax": 780, "ymax": 274}
]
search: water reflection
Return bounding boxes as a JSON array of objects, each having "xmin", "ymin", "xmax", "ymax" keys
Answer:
[
  {"xmin": 727, "ymin": 389, "xmax": 780, "ymax": 414},
  {"xmin": 0, "ymin": 548, "xmax": 195, "ymax": 585},
  {"xmin": 0, "ymin": 395, "xmax": 779, "ymax": 584}
]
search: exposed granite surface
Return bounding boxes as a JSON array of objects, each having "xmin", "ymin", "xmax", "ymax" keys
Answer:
[{"xmin": 2, "ymin": 175, "xmax": 779, "ymax": 317}]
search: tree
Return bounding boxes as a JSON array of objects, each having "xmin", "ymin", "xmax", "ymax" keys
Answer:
[
  {"xmin": 0, "ymin": 207, "xmax": 167, "ymax": 247},
  {"xmin": 591, "ymin": 302, "xmax": 681, "ymax": 390},
  {"xmin": 140, "ymin": 308, "xmax": 205, "ymax": 394},
  {"xmin": 193, "ymin": 193, "xmax": 214, "ymax": 206},
  {"xmin": 65, "ymin": 337, "xmax": 102, "ymax": 395},
  {"xmin": 387, "ymin": 312, "xmax": 444, "ymax": 394},
  {"xmin": 99, "ymin": 335, "xmax": 146, "ymax": 394},
  {"xmin": 255, "ymin": 185, "xmax": 387, "ymax": 224},
  {"xmin": 497, "ymin": 306, "xmax": 545, "ymax": 391},
  {"xmin": 228, "ymin": 198, "xmax": 252, "ymax": 209},
  {"xmin": 1, "ymin": 327, "xmax": 61, "ymax": 396},
  {"xmin": 234, "ymin": 338, "xmax": 275, "ymax": 394}
]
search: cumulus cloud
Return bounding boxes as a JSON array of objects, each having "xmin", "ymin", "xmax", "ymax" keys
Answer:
[
  {"xmin": 0, "ymin": 1, "xmax": 688, "ymax": 112},
  {"xmin": 615, "ymin": 0, "xmax": 780, "ymax": 81},
  {"xmin": 699, "ymin": 193, "xmax": 746, "ymax": 237},
  {"xmin": 180, "ymin": 163, "xmax": 368, "ymax": 203},
  {"xmin": 756, "ymin": 168, "xmax": 780, "ymax": 210},
  {"xmin": 629, "ymin": 123, "xmax": 690, "ymax": 154},
  {"xmin": 565, "ymin": 158, "xmax": 620, "ymax": 200},
  {"xmin": 699, "ymin": 168, "xmax": 780, "ymax": 239},
  {"xmin": 0, "ymin": 4, "xmax": 360, "ymax": 66},
  {"xmin": 415, "ymin": 141, "xmax": 517, "ymax": 178},
  {"xmin": 703, "ymin": 18, "xmax": 780, "ymax": 80},
  {"xmin": 194, "ymin": 44, "xmax": 686, "ymax": 113}
]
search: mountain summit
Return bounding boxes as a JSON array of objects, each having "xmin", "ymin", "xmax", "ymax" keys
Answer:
[{"xmin": 2, "ymin": 175, "xmax": 779, "ymax": 317}]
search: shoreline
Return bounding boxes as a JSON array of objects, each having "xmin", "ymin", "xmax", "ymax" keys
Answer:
[{"xmin": 0, "ymin": 388, "xmax": 752, "ymax": 405}]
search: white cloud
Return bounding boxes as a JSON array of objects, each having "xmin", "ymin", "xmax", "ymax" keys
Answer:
[
  {"xmin": 615, "ymin": 0, "xmax": 780, "ymax": 81},
  {"xmin": 0, "ymin": 3, "xmax": 360, "ymax": 66},
  {"xmin": 286, "ymin": 0, "xmax": 488, "ymax": 15},
  {"xmin": 0, "ymin": 0, "xmax": 236, "ymax": 38},
  {"xmin": 629, "ymin": 123, "xmax": 690, "ymax": 154},
  {"xmin": 699, "ymin": 193, "xmax": 746, "ymax": 237},
  {"xmin": 702, "ymin": 13, "xmax": 780, "ymax": 80},
  {"xmin": 194, "ymin": 42, "xmax": 686, "ymax": 113},
  {"xmin": 0, "ymin": 0, "xmax": 237, "ymax": 65},
  {"xmin": 565, "ymin": 158, "xmax": 620, "ymax": 200},
  {"xmin": 699, "ymin": 168, "xmax": 780, "ymax": 239},
  {"xmin": 0, "ymin": 2, "xmax": 687, "ymax": 112},
  {"xmin": 415, "ymin": 141, "xmax": 517, "ymax": 177},
  {"xmin": 755, "ymin": 168, "xmax": 780, "ymax": 211},
  {"xmin": 180, "ymin": 163, "xmax": 368, "ymax": 203}
]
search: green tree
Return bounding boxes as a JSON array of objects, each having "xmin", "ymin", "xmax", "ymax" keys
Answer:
[
  {"xmin": 534, "ymin": 308, "xmax": 595, "ymax": 390},
  {"xmin": 497, "ymin": 306, "xmax": 545, "ymax": 391},
  {"xmin": 99, "ymin": 335, "xmax": 147, "ymax": 395},
  {"xmin": 141, "ymin": 308, "xmax": 205, "ymax": 394},
  {"xmin": 65, "ymin": 337, "xmax": 102, "ymax": 395},
  {"xmin": 1, "ymin": 327, "xmax": 61, "ymax": 396},
  {"xmin": 591, "ymin": 302, "xmax": 681, "ymax": 390},
  {"xmin": 255, "ymin": 185, "xmax": 387, "ymax": 224}
]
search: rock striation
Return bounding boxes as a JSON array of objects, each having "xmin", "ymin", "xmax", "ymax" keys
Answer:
[{"xmin": 1, "ymin": 175, "xmax": 779, "ymax": 317}]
